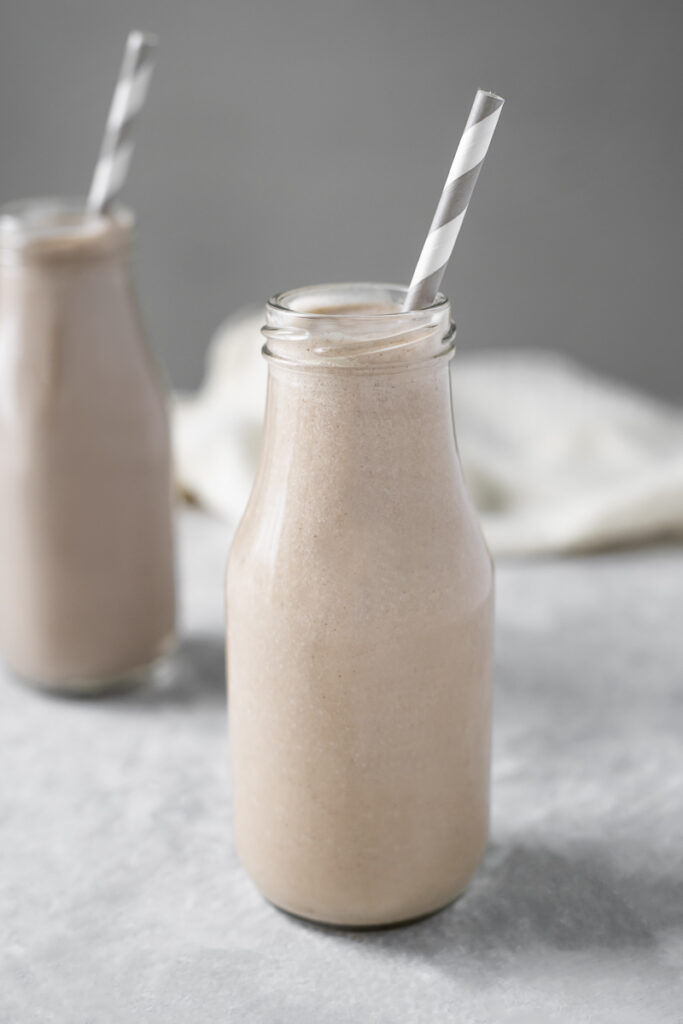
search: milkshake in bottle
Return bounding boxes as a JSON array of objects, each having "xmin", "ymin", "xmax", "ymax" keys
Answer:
[
  {"xmin": 0, "ymin": 200, "xmax": 175, "ymax": 693},
  {"xmin": 226, "ymin": 283, "xmax": 494, "ymax": 926}
]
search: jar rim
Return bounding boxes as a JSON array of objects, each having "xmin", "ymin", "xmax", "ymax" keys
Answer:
[
  {"xmin": 263, "ymin": 282, "xmax": 454, "ymax": 371},
  {"xmin": 0, "ymin": 198, "xmax": 134, "ymax": 255},
  {"xmin": 267, "ymin": 282, "xmax": 449, "ymax": 320}
]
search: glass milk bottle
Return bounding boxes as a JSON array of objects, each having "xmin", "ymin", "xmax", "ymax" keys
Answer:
[
  {"xmin": 226, "ymin": 282, "xmax": 494, "ymax": 927},
  {"xmin": 0, "ymin": 200, "xmax": 175, "ymax": 694}
]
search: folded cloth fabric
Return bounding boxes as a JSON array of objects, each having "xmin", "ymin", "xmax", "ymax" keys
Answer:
[{"xmin": 173, "ymin": 308, "xmax": 683, "ymax": 556}]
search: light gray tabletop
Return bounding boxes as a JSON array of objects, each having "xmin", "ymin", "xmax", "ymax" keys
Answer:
[{"xmin": 2, "ymin": 509, "xmax": 682, "ymax": 1023}]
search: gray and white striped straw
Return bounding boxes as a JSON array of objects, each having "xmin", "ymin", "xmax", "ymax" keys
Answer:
[
  {"xmin": 87, "ymin": 31, "xmax": 158, "ymax": 214},
  {"xmin": 403, "ymin": 89, "xmax": 504, "ymax": 310}
]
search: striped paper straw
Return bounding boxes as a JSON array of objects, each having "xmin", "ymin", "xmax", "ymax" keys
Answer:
[
  {"xmin": 403, "ymin": 89, "xmax": 504, "ymax": 310},
  {"xmin": 87, "ymin": 31, "xmax": 158, "ymax": 214}
]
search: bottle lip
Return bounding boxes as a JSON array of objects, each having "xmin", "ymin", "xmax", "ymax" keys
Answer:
[
  {"xmin": 267, "ymin": 282, "xmax": 449, "ymax": 321},
  {"xmin": 0, "ymin": 198, "xmax": 134, "ymax": 259},
  {"xmin": 263, "ymin": 283, "xmax": 454, "ymax": 371}
]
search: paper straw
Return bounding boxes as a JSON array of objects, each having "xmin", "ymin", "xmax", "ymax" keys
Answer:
[
  {"xmin": 403, "ymin": 89, "xmax": 504, "ymax": 310},
  {"xmin": 87, "ymin": 31, "xmax": 158, "ymax": 214}
]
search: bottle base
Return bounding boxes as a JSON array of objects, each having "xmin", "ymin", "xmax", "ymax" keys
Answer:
[
  {"xmin": 6, "ymin": 632, "xmax": 177, "ymax": 698},
  {"xmin": 266, "ymin": 891, "xmax": 465, "ymax": 931},
  {"xmin": 237, "ymin": 833, "xmax": 488, "ymax": 929}
]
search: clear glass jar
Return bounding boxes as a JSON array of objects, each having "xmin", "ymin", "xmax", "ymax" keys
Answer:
[
  {"xmin": 0, "ymin": 199, "xmax": 176, "ymax": 694},
  {"xmin": 226, "ymin": 282, "xmax": 494, "ymax": 926}
]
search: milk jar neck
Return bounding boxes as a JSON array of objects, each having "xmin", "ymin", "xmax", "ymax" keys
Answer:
[
  {"xmin": 0, "ymin": 198, "xmax": 156, "ymax": 396},
  {"xmin": 255, "ymin": 284, "xmax": 459, "ymax": 497},
  {"xmin": 0, "ymin": 198, "xmax": 135, "ymax": 268},
  {"xmin": 262, "ymin": 282, "xmax": 454, "ymax": 373}
]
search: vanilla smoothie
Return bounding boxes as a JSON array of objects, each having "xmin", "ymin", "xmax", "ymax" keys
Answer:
[
  {"xmin": 0, "ymin": 200, "xmax": 175, "ymax": 693},
  {"xmin": 227, "ymin": 283, "xmax": 494, "ymax": 927}
]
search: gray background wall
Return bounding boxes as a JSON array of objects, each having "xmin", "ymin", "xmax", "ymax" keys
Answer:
[{"xmin": 1, "ymin": 0, "xmax": 681, "ymax": 398}]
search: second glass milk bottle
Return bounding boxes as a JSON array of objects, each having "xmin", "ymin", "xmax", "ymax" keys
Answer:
[{"xmin": 0, "ymin": 200, "xmax": 175, "ymax": 694}]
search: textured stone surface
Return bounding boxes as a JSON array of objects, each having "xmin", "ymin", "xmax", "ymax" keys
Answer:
[{"xmin": 1, "ymin": 509, "xmax": 682, "ymax": 1022}]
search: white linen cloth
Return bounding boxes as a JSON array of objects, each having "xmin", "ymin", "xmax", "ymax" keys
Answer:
[{"xmin": 173, "ymin": 309, "xmax": 683, "ymax": 555}]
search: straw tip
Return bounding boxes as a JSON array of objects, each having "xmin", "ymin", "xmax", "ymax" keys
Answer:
[
  {"xmin": 128, "ymin": 29, "xmax": 159, "ymax": 50},
  {"xmin": 478, "ymin": 88, "xmax": 505, "ymax": 106}
]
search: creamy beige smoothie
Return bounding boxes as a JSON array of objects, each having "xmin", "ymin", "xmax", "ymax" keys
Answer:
[
  {"xmin": 0, "ymin": 200, "xmax": 175, "ymax": 693},
  {"xmin": 227, "ymin": 283, "xmax": 494, "ymax": 927}
]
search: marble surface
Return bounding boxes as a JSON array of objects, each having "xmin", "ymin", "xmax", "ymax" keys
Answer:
[{"xmin": 1, "ymin": 508, "xmax": 682, "ymax": 1023}]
